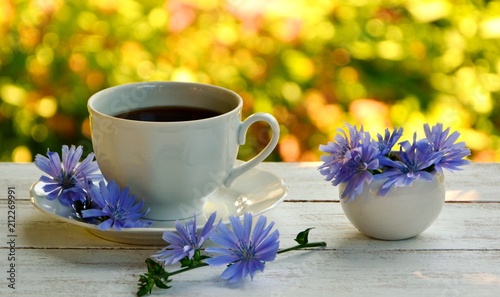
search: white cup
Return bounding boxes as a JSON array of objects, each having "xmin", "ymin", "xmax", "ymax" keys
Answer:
[{"xmin": 87, "ymin": 82, "xmax": 279, "ymax": 220}]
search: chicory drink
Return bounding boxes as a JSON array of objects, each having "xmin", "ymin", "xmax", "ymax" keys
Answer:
[{"xmin": 115, "ymin": 106, "xmax": 221, "ymax": 122}]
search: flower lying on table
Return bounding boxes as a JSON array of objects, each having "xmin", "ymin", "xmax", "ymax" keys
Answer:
[
  {"xmin": 318, "ymin": 123, "xmax": 471, "ymax": 202},
  {"xmin": 137, "ymin": 212, "xmax": 326, "ymax": 296},
  {"xmin": 34, "ymin": 145, "xmax": 327, "ymax": 296},
  {"xmin": 34, "ymin": 145, "xmax": 152, "ymax": 230}
]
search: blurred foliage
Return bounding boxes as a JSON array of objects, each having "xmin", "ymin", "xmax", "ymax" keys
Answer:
[{"xmin": 1, "ymin": 0, "xmax": 500, "ymax": 162}]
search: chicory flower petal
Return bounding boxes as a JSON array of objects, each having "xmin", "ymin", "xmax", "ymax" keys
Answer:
[{"xmin": 206, "ymin": 213, "xmax": 280, "ymax": 283}]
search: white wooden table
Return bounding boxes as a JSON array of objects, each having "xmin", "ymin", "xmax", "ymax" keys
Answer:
[{"xmin": 1, "ymin": 162, "xmax": 499, "ymax": 296}]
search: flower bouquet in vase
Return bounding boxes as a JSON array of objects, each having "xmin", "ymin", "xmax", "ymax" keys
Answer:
[{"xmin": 318, "ymin": 123, "xmax": 470, "ymax": 240}]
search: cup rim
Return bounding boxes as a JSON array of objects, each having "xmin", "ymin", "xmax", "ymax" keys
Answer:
[{"xmin": 87, "ymin": 81, "xmax": 243, "ymax": 124}]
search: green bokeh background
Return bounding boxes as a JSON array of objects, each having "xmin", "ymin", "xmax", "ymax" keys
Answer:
[{"xmin": 1, "ymin": 0, "xmax": 499, "ymax": 162}]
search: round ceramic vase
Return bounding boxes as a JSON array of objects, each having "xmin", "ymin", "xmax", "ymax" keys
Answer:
[{"xmin": 339, "ymin": 171, "xmax": 446, "ymax": 240}]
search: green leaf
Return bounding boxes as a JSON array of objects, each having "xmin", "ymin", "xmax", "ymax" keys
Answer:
[
  {"xmin": 180, "ymin": 257, "xmax": 193, "ymax": 268},
  {"xmin": 180, "ymin": 250, "xmax": 211, "ymax": 268},
  {"xmin": 154, "ymin": 277, "xmax": 172, "ymax": 289},
  {"xmin": 294, "ymin": 228, "xmax": 314, "ymax": 245},
  {"xmin": 137, "ymin": 276, "xmax": 155, "ymax": 296},
  {"xmin": 137, "ymin": 258, "xmax": 172, "ymax": 296},
  {"xmin": 145, "ymin": 258, "xmax": 158, "ymax": 273},
  {"xmin": 136, "ymin": 286, "xmax": 151, "ymax": 296},
  {"xmin": 193, "ymin": 250, "xmax": 210, "ymax": 263}
]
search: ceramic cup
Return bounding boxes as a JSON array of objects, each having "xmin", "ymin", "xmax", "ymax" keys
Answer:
[{"xmin": 88, "ymin": 81, "xmax": 280, "ymax": 220}]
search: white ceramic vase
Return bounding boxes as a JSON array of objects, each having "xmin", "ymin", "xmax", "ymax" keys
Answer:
[{"xmin": 339, "ymin": 171, "xmax": 446, "ymax": 240}]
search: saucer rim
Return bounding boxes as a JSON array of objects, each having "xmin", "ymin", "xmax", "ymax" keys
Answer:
[{"xmin": 29, "ymin": 166, "xmax": 287, "ymax": 235}]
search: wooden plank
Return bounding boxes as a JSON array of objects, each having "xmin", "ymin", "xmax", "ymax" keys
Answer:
[
  {"xmin": 3, "ymin": 200, "xmax": 500, "ymax": 250},
  {"xmin": 3, "ymin": 249, "xmax": 499, "ymax": 297},
  {"xmin": 0, "ymin": 163, "xmax": 41, "ymax": 200},
  {"xmin": 1, "ymin": 162, "xmax": 497, "ymax": 202}
]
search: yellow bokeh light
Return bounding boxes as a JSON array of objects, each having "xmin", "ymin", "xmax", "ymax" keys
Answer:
[
  {"xmin": 120, "ymin": 41, "xmax": 150, "ymax": 67},
  {"xmin": 148, "ymin": 7, "xmax": 168, "ymax": 29},
  {"xmin": 216, "ymin": 24, "xmax": 238, "ymax": 46},
  {"xmin": 406, "ymin": 0, "xmax": 451, "ymax": 23},
  {"xmin": 481, "ymin": 73, "xmax": 500, "ymax": 92},
  {"xmin": 390, "ymin": 103, "xmax": 409, "ymax": 126},
  {"xmin": 253, "ymin": 96, "xmax": 274, "ymax": 114},
  {"xmin": 430, "ymin": 73, "xmax": 454, "ymax": 92},
  {"xmin": 0, "ymin": 1, "xmax": 14, "ymax": 26},
  {"xmin": 390, "ymin": 96, "xmax": 421, "ymax": 127},
  {"xmin": 309, "ymin": 20, "xmax": 335, "ymax": 41},
  {"xmin": 471, "ymin": 86, "xmax": 493, "ymax": 114},
  {"xmin": 336, "ymin": 5, "xmax": 356, "ymax": 21},
  {"xmin": 455, "ymin": 67, "xmax": 493, "ymax": 114},
  {"xmin": 281, "ymin": 82, "xmax": 302, "ymax": 104},
  {"xmin": 37, "ymin": 96, "xmax": 58, "ymax": 118},
  {"xmin": 77, "ymin": 11, "xmax": 98, "ymax": 31},
  {"xmin": 376, "ymin": 40, "xmax": 404, "ymax": 60},
  {"xmin": 480, "ymin": 17, "xmax": 500, "ymax": 39},
  {"xmin": 27, "ymin": 56, "xmax": 49, "ymax": 78},
  {"xmin": 386, "ymin": 25, "xmax": 403, "ymax": 42},
  {"xmin": 428, "ymin": 94, "xmax": 470, "ymax": 127},
  {"xmin": 1, "ymin": 84, "xmax": 27, "ymax": 106},
  {"xmin": 136, "ymin": 60, "xmax": 156, "ymax": 79},
  {"xmin": 89, "ymin": 0, "xmax": 119, "ymax": 13},
  {"xmin": 171, "ymin": 67, "xmax": 196, "ymax": 82},
  {"xmin": 133, "ymin": 22, "xmax": 154, "ymax": 41},
  {"xmin": 349, "ymin": 42, "xmax": 374, "ymax": 60},
  {"xmin": 117, "ymin": 0, "xmax": 144, "ymax": 21},
  {"xmin": 458, "ymin": 17, "xmax": 478, "ymax": 38},
  {"xmin": 461, "ymin": 128, "xmax": 491, "ymax": 151},
  {"xmin": 282, "ymin": 49, "xmax": 315, "ymax": 82},
  {"xmin": 254, "ymin": 36, "xmax": 276, "ymax": 55},
  {"xmin": 12, "ymin": 146, "xmax": 32, "ymax": 162}
]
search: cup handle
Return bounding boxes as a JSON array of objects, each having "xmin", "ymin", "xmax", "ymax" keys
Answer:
[{"xmin": 224, "ymin": 113, "xmax": 280, "ymax": 187}]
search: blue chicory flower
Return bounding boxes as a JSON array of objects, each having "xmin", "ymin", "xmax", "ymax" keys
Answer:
[
  {"xmin": 376, "ymin": 133, "xmax": 443, "ymax": 196},
  {"xmin": 82, "ymin": 180, "xmax": 152, "ymax": 230},
  {"xmin": 319, "ymin": 123, "xmax": 470, "ymax": 200},
  {"xmin": 153, "ymin": 212, "xmax": 219, "ymax": 265},
  {"xmin": 423, "ymin": 123, "xmax": 471, "ymax": 172},
  {"xmin": 70, "ymin": 177, "xmax": 102, "ymax": 223},
  {"xmin": 34, "ymin": 145, "xmax": 102, "ymax": 205},
  {"xmin": 375, "ymin": 127, "xmax": 403, "ymax": 155},
  {"xmin": 335, "ymin": 133, "xmax": 380, "ymax": 202},
  {"xmin": 205, "ymin": 213, "xmax": 280, "ymax": 283},
  {"xmin": 318, "ymin": 124, "xmax": 365, "ymax": 183}
]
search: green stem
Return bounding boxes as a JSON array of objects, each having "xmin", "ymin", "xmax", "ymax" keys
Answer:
[
  {"xmin": 168, "ymin": 242, "xmax": 326, "ymax": 275},
  {"xmin": 168, "ymin": 262, "xmax": 210, "ymax": 277},
  {"xmin": 277, "ymin": 241, "xmax": 327, "ymax": 254}
]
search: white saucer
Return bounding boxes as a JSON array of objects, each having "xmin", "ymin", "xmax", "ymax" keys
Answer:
[{"xmin": 30, "ymin": 166, "xmax": 287, "ymax": 245}]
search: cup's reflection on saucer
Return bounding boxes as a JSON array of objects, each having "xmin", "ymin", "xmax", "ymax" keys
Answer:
[
  {"xmin": 235, "ymin": 195, "xmax": 250, "ymax": 213},
  {"xmin": 88, "ymin": 82, "xmax": 280, "ymax": 221}
]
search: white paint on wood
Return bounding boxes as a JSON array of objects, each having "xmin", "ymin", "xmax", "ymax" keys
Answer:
[{"xmin": 0, "ymin": 162, "xmax": 499, "ymax": 296}]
